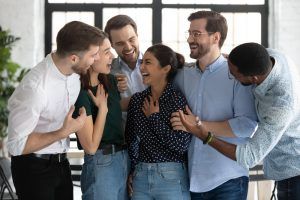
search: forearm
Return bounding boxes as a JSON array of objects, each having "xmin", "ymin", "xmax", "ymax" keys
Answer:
[
  {"xmin": 202, "ymin": 121, "xmax": 235, "ymax": 137},
  {"xmin": 78, "ymin": 109, "xmax": 107, "ymax": 154},
  {"xmin": 22, "ymin": 128, "xmax": 68, "ymax": 154},
  {"xmin": 194, "ymin": 130, "xmax": 237, "ymax": 161},
  {"xmin": 120, "ymin": 97, "xmax": 131, "ymax": 111}
]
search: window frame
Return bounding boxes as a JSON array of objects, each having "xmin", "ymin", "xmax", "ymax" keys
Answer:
[{"xmin": 45, "ymin": 0, "xmax": 268, "ymax": 55}]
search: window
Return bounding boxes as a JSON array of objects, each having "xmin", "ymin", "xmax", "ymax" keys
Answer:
[{"xmin": 45, "ymin": 0, "xmax": 268, "ymax": 62}]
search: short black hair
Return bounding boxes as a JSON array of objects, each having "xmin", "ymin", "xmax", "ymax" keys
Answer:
[{"xmin": 228, "ymin": 42, "xmax": 272, "ymax": 76}]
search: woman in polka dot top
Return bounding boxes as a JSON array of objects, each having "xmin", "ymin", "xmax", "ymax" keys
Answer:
[{"xmin": 125, "ymin": 44, "xmax": 191, "ymax": 200}]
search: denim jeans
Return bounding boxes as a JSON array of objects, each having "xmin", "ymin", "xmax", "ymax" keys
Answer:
[
  {"xmin": 132, "ymin": 162, "xmax": 190, "ymax": 200},
  {"xmin": 277, "ymin": 175, "xmax": 300, "ymax": 200},
  {"xmin": 190, "ymin": 176, "xmax": 249, "ymax": 200},
  {"xmin": 80, "ymin": 149, "xmax": 130, "ymax": 200}
]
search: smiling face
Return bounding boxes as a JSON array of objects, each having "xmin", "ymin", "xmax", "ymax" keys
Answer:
[
  {"xmin": 89, "ymin": 38, "xmax": 114, "ymax": 75},
  {"xmin": 140, "ymin": 51, "xmax": 170, "ymax": 87},
  {"xmin": 71, "ymin": 45, "xmax": 100, "ymax": 74},
  {"xmin": 187, "ymin": 18, "xmax": 216, "ymax": 60},
  {"xmin": 110, "ymin": 25, "xmax": 139, "ymax": 68}
]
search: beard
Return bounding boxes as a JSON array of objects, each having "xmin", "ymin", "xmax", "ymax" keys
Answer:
[
  {"xmin": 72, "ymin": 63, "xmax": 89, "ymax": 75},
  {"xmin": 189, "ymin": 43, "xmax": 211, "ymax": 60}
]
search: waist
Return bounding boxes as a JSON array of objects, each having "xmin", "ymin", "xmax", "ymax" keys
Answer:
[
  {"xmin": 136, "ymin": 162, "xmax": 187, "ymax": 171},
  {"xmin": 99, "ymin": 144, "xmax": 127, "ymax": 155},
  {"xmin": 27, "ymin": 153, "xmax": 67, "ymax": 163}
]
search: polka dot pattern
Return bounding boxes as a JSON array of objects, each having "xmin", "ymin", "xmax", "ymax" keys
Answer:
[{"xmin": 125, "ymin": 83, "xmax": 192, "ymax": 172}]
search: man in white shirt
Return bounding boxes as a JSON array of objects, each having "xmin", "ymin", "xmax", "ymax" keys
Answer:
[{"xmin": 7, "ymin": 21, "xmax": 103, "ymax": 200}]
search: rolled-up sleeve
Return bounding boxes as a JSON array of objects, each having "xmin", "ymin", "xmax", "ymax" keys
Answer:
[{"xmin": 228, "ymin": 82, "xmax": 258, "ymax": 138}]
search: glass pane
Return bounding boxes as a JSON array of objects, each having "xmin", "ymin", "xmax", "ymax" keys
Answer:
[
  {"xmin": 49, "ymin": 0, "xmax": 152, "ymax": 3},
  {"xmin": 223, "ymin": 12, "xmax": 261, "ymax": 54},
  {"xmin": 51, "ymin": 12, "xmax": 94, "ymax": 51},
  {"xmin": 162, "ymin": 8, "xmax": 206, "ymax": 62},
  {"xmin": 162, "ymin": 0, "xmax": 264, "ymax": 5},
  {"xmin": 162, "ymin": 9, "xmax": 261, "ymax": 62},
  {"xmin": 103, "ymin": 8, "xmax": 152, "ymax": 54}
]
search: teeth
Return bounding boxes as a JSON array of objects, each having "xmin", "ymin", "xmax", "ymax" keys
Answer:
[
  {"xmin": 142, "ymin": 73, "xmax": 149, "ymax": 76},
  {"xmin": 124, "ymin": 50, "xmax": 134, "ymax": 55}
]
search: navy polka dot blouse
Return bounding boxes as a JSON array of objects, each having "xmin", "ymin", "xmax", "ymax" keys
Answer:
[{"xmin": 125, "ymin": 83, "xmax": 192, "ymax": 172}]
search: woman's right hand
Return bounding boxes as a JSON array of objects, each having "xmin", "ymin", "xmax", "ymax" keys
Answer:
[
  {"xmin": 127, "ymin": 173, "xmax": 133, "ymax": 197},
  {"xmin": 88, "ymin": 84, "xmax": 108, "ymax": 112}
]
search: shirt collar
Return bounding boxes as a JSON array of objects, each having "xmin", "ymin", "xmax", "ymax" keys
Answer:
[
  {"xmin": 118, "ymin": 51, "xmax": 143, "ymax": 71},
  {"xmin": 146, "ymin": 82, "xmax": 174, "ymax": 102},
  {"xmin": 47, "ymin": 53, "xmax": 67, "ymax": 80},
  {"xmin": 254, "ymin": 56, "xmax": 279, "ymax": 95},
  {"xmin": 195, "ymin": 54, "xmax": 226, "ymax": 73}
]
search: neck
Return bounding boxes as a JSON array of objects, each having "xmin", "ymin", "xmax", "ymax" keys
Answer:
[
  {"xmin": 52, "ymin": 53, "xmax": 73, "ymax": 76},
  {"xmin": 89, "ymin": 70, "xmax": 100, "ymax": 87},
  {"xmin": 197, "ymin": 49, "xmax": 221, "ymax": 71},
  {"xmin": 150, "ymin": 80, "xmax": 168, "ymax": 101}
]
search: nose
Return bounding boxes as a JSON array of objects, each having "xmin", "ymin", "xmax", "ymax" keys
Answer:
[
  {"xmin": 187, "ymin": 35, "xmax": 194, "ymax": 43},
  {"xmin": 124, "ymin": 41, "xmax": 132, "ymax": 50}
]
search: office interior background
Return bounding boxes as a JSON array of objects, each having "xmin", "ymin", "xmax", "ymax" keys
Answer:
[{"xmin": 0, "ymin": 0, "xmax": 299, "ymax": 199}]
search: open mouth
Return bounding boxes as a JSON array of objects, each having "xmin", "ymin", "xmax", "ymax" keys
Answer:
[
  {"xmin": 189, "ymin": 44, "xmax": 198, "ymax": 50},
  {"xmin": 141, "ymin": 72, "xmax": 149, "ymax": 77}
]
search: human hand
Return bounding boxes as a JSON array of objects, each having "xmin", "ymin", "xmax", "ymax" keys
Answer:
[
  {"xmin": 116, "ymin": 73, "xmax": 128, "ymax": 93},
  {"xmin": 127, "ymin": 173, "xmax": 133, "ymax": 197},
  {"xmin": 88, "ymin": 84, "xmax": 108, "ymax": 113},
  {"xmin": 178, "ymin": 109, "xmax": 206, "ymax": 139},
  {"xmin": 60, "ymin": 106, "xmax": 87, "ymax": 137},
  {"xmin": 170, "ymin": 106, "xmax": 195, "ymax": 131},
  {"xmin": 142, "ymin": 95, "xmax": 159, "ymax": 117}
]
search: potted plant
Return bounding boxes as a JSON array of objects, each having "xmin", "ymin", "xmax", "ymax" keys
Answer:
[{"xmin": 0, "ymin": 26, "xmax": 28, "ymax": 155}]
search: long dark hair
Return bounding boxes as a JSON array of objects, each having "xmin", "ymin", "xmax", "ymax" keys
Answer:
[
  {"xmin": 146, "ymin": 44, "xmax": 185, "ymax": 82},
  {"xmin": 80, "ymin": 31, "xmax": 111, "ymax": 92}
]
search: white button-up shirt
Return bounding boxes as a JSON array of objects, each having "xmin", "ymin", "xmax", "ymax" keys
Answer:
[{"xmin": 7, "ymin": 54, "xmax": 80, "ymax": 156}]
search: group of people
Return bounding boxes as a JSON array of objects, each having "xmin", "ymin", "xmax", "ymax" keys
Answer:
[{"xmin": 6, "ymin": 10, "xmax": 300, "ymax": 200}]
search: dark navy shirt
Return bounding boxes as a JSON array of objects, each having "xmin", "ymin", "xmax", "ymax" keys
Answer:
[{"xmin": 125, "ymin": 83, "xmax": 191, "ymax": 172}]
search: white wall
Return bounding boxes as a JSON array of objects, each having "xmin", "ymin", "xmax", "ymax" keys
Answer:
[
  {"xmin": 269, "ymin": 0, "xmax": 300, "ymax": 62},
  {"xmin": 0, "ymin": 0, "xmax": 44, "ymax": 69}
]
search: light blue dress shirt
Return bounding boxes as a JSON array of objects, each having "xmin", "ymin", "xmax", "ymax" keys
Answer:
[
  {"xmin": 237, "ymin": 49, "xmax": 300, "ymax": 181},
  {"xmin": 174, "ymin": 55, "xmax": 258, "ymax": 192}
]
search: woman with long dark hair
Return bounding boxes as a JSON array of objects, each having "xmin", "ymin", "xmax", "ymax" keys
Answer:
[{"xmin": 73, "ymin": 31, "xmax": 129, "ymax": 200}]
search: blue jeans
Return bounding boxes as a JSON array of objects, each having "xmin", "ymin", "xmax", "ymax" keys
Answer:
[
  {"xmin": 190, "ymin": 176, "xmax": 249, "ymax": 200},
  {"xmin": 132, "ymin": 162, "xmax": 190, "ymax": 200},
  {"xmin": 81, "ymin": 149, "xmax": 130, "ymax": 200},
  {"xmin": 277, "ymin": 175, "xmax": 300, "ymax": 200}
]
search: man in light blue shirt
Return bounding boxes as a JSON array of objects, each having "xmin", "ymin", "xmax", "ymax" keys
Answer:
[
  {"xmin": 180, "ymin": 42, "xmax": 300, "ymax": 200},
  {"xmin": 172, "ymin": 11, "xmax": 258, "ymax": 199},
  {"xmin": 105, "ymin": 15, "xmax": 147, "ymax": 126}
]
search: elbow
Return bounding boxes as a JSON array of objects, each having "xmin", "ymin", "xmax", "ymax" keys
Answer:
[{"xmin": 83, "ymin": 145, "xmax": 98, "ymax": 155}]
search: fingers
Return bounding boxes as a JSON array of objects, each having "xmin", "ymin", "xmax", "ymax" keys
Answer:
[
  {"xmin": 67, "ymin": 105, "xmax": 75, "ymax": 118},
  {"xmin": 185, "ymin": 105, "xmax": 193, "ymax": 115},
  {"xmin": 78, "ymin": 106, "xmax": 86, "ymax": 116}
]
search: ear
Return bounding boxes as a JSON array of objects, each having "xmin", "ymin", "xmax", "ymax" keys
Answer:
[
  {"xmin": 251, "ymin": 76, "xmax": 260, "ymax": 84},
  {"xmin": 162, "ymin": 65, "xmax": 171, "ymax": 74},
  {"xmin": 212, "ymin": 32, "xmax": 221, "ymax": 45},
  {"xmin": 69, "ymin": 54, "xmax": 79, "ymax": 64}
]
